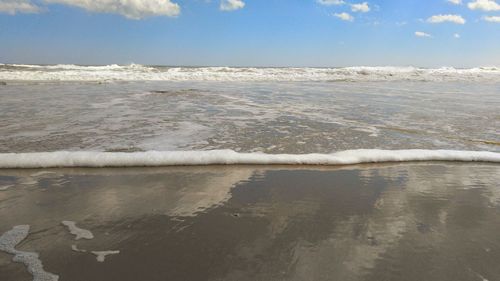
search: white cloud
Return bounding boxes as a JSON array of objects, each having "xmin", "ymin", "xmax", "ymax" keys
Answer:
[
  {"xmin": 415, "ymin": 31, "xmax": 432, "ymax": 37},
  {"xmin": 427, "ymin": 14, "xmax": 466, "ymax": 24},
  {"xmin": 317, "ymin": 0, "xmax": 345, "ymax": 5},
  {"xmin": 220, "ymin": 0, "xmax": 245, "ymax": 11},
  {"xmin": 351, "ymin": 2, "xmax": 370, "ymax": 12},
  {"xmin": 334, "ymin": 12, "xmax": 354, "ymax": 21},
  {"xmin": 454, "ymin": 33, "xmax": 461, "ymax": 38},
  {"xmin": 447, "ymin": 0, "xmax": 462, "ymax": 4},
  {"xmin": 43, "ymin": 0, "xmax": 180, "ymax": 19},
  {"xmin": 0, "ymin": 0, "xmax": 41, "ymax": 14},
  {"xmin": 483, "ymin": 15, "xmax": 500, "ymax": 22},
  {"xmin": 467, "ymin": 0, "xmax": 500, "ymax": 11}
]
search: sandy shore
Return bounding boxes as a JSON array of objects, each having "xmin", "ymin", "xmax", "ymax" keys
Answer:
[{"xmin": 1, "ymin": 163, "xmax": 499, "ymax": 281}]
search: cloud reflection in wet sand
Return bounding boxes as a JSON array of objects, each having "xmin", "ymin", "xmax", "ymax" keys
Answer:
[{"xmin": 0, "ymin": 163, "xmax": 499, "ymax": 281}]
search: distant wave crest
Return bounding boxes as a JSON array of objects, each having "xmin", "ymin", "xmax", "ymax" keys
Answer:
[
  {"xmin": 0, "ymin": 149, "xmax": 498, "ymax": 168},
  {"xmin": 1, "ymin": 64, "xmax": 499, "ymax": 82}
]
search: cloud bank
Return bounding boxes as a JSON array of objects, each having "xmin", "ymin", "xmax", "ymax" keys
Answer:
[
  {"xmin": 44, "ymin": 0, "xmax": 180, "ymax": 19},
  {"xmin": 0, "ymin": 0, "xmax": 181, "ymax": 18}
]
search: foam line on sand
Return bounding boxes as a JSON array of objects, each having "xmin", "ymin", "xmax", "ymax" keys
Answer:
[{"xmin": 0, "ymin": 149, "xmax": 498, "ymax": 168}]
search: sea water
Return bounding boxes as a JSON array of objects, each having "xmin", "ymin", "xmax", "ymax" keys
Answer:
[{"xmin": 0, "ymin": 64, "xmax": 498, "ymax": 166}]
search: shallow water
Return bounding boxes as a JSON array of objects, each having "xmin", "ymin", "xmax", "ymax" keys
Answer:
[
  {"xmin": 0, "ymin": 163, "xmax": 499, "ymax": 281},
  {"xmin": 0, "ymin": 81, "xmax": 498, "ymax": 153}
]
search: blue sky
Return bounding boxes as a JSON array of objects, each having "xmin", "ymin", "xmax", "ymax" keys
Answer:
[{"xmin": 0, "ymin": 0, "xmax": 499, "ymax": 67}]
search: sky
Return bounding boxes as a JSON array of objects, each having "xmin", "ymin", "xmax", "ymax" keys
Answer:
[{"xmin": 0, "ymin": 0, "xmax": 499, "ymax": 67}]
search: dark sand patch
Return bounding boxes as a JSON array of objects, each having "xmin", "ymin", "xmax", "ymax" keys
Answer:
[{"xmin": 0, "ymin": 163, "xmax": 499, "ymax": 281}]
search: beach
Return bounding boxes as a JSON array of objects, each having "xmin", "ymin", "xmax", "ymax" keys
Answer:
[
  {"xmin": 0, "ymin": 64, "xmax": 499, "ymax": 281},
  {"xmin": 1, "ymin": 163, "xmax": 500, "ymax": 281},
  {"xmin": 2, "ymin": 0, "xmax": 500, "ymax": 279}
]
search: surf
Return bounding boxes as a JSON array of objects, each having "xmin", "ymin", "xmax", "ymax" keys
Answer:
[{"xmin": 0, "ymin": 149, "xmax": 498, "ymax": 168}]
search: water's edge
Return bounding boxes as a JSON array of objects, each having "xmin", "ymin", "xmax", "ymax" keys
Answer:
[{"xmin": 1, "ymin": 149, "xmax": 498, "ymax": 168}]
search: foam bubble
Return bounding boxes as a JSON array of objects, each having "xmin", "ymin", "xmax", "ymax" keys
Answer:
[
  {"xmin": 0, "ymin": 225, "xmax": 59, "ymax": 281},
  {"xmin": 0, "ymin": 149, "xmax": 498, "ymax": 168},
  {"xmin": 61, "ymin": 221, "xmax": 94, "ymax": 240}
]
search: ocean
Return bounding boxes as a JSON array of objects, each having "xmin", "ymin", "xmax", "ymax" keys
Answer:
[{"xmin": 0, "ymin": 64, "xmax": 499, "ymax": 166}]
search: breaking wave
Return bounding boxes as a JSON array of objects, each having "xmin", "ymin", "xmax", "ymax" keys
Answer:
[
  {"xmin": 1, "ymin": 64, "xmax": 499, "ymax": 82},
  {"xmin": 0, "ymin": 149, "xmax": 498, "ymax": 168}
]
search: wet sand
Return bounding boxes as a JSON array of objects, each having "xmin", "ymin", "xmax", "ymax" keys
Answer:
[{"xmin": 1, "ymin": 163, "xmax": 500, "ymax": 281}]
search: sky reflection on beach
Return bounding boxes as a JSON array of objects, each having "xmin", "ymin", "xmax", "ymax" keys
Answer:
[{"xmin": 1, "ymin": 163, "xmax": 499, "ymax": 281}]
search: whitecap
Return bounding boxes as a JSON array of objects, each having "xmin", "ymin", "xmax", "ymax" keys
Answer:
[{"xmin": 1, "ymin": 64, "xmax": 499, "ymax": 82}]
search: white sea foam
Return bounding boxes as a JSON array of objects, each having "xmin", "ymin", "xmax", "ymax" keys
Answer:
[
  {"xmin": 91, "ymin": 250, "xmax": 120, "ymax": 262},
  {"xmin": 1, "ymin": 64, "xmax": 499, "ymax": 82},
  {"xmin": 70, "ymin": 244, "xmax": 87, "ymax": 253},
  {"xmin": 61, "ymin": 221, "xmax": 94, "ymax": 240},
  {"xmin": 0, "ymin": 225, "xmax": 59, "ymax": 281},
  {"xmin": 0, "ymin": 149, "xmax": 498, "ymax": 168}
]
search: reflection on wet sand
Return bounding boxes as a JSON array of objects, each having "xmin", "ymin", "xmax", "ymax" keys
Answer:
[
  {"xmin": 0, "ymin": 163, "xmax": 499, "ymax": 281},
  {"xmin": 0, "ymin": 166, "xmax": 256, "ymax": 224}
]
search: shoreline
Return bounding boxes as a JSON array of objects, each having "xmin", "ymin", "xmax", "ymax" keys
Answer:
[{"xmin": 0, "ymin": 149, "xmax": 499, "ymax": 169}]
